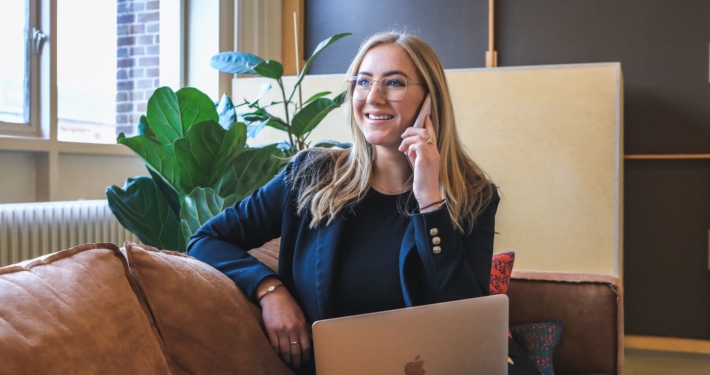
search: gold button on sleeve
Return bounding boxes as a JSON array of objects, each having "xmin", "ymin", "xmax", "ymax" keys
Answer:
[
  {"xmin": 429, "ymin": 228, "xmax": 439, "ymax": 236},
  {"xmin": 432, "ymin": 246, "xmax": 442, "ymax": 254},
  {"xmin": 432, "ymin": 236, "xmax": 441, "ymax": 245}
]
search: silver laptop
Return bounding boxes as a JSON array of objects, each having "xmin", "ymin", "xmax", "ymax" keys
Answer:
[{"xmin": 312, "ymin": 294, "xmax": 509, "ymax": 375}]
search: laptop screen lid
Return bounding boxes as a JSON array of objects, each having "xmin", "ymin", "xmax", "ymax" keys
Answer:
[{"xmin": 312, "ymin": 294, "xmax": 508, "ymax": 375}]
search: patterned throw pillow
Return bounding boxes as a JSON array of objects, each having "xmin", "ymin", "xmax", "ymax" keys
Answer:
[
  {"xmin": 510, "ymin": 321, "xmax": 565, "ymax": 375},
  {"xmin": 490, "ymin": 251, "xmax": 515, "ymax": 295}
]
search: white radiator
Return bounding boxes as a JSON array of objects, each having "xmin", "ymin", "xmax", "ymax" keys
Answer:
[{"xmin": 0, "ymin": 200, "xmax": 140, "ymax": 267}]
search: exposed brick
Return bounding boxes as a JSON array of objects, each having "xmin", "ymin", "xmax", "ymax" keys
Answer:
[
  {"xmin": 117, "ymin": 24, "xmax": 129, "ymax": 36},
  {"xmin": 137, "ymin": 79, "xmax": 153, "ymax": 89},
  {"xmin": 116, "ymin": 92, "xmax": 128, "ymax": 102},
  {"xmin": 156, "ymin": 34, "xmax": 160, "ymax": 44},
  {"xmin": 145, "ymin": 89, "xmax": 155, "ymax": 99},
  {"xmin": 153, "ymin": 78, "xmax": 159, "ymax": 86},
  {"xmin": 117, "ymin": 58, "xmax": 135, "ymax": 68},
  {"xmin": 131, "ymin": 3, "xmax": 145, "ymax": 12},
  {"xmin": 137, "ymin": 12, "xmax": 159, "ymax": 23},
  {"xmin": 117, "ymin": 3, "xmax": 129, "ymax": 14},
  {"xmin": 117, "ymin": 14, "xmax": 135, "ymax": 24},
  {"xmin": 116, "ymin": 70, "xmax": 128, "ymax": 80},
  {"xmin": 117, "ymin": 47, "xmax": 128, "ymax": 58},
  {"xmin": 147, "ymin": 1, "xmax": 160, "ymax": 10},
  {"xmin": 137, "ymin": 102, "xmax": 147, "ymax": 112},
  {"xmin": 130, "ymin": 46, "xmax": 145, "ymax": 56},
  {"xmin": 137, "ymin": 35, "xmax": 153, "ymax": 45},
  {"xmin": 130, "ymin": 24, "xmax": 145, "ymax": 35},
  {"xmin": 133, "ymin": 92, "xmax": 144, "ymax": 101},
  {"xmin": 117, "ymin": 36, "xmax": 135, "ymax": 47},
  {"xmin": 116, "ymin": 115, "xmax": 128, "ymax": 125},
  {"xmin": 132, "ymin": 68, "xmax": 145, "ymax": 78},
  {"xmin": 116, "ymin": 125, "xmax": 134, "ymax": 134},
  {"xmin": 146, "ymin": 23, "xmax": 159, "ymax": 33},
  {"xmin": 139, "ymin": 57, "xmax": 159, "ymax": 67},
  {"xmin": 146, "ymin": 67, "xmax": 159, "ymax": 77},
  {"xmin": 117, "ymin": 80, "xmax": 134, "ymax": 90},
  {"xmin": 146, "ymin": 45, "xmax": 160, "ymax": 55},
  {"xmin": 130, "ymin": 113, "xmax": 142, "ymax": 124},
  {"xmin": 116, "ymin": 103, "xmax": 134, "ymax": 113}
]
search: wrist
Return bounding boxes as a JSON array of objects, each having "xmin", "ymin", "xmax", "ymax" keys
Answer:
[{"xmin": 418, "ymin": 198, "xmax": 447, "ymax": 213}]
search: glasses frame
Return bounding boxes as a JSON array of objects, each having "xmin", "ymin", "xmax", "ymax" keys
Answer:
[{"xmin": 346, "ymin": 75, "xmax": 425, "ymax": 102}]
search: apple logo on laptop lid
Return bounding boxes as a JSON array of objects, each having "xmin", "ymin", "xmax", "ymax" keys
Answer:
[{"xmin": 404, "ymin": 355, "xmax": 425, "ymax": 375}]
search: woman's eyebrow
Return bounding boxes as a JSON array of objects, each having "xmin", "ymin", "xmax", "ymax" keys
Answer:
[{"xmin": 356, "ymin": 70, "xmax": 411, "ymax": 78}]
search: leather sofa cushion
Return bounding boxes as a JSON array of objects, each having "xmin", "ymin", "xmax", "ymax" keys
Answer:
[
  {"xmin": 0, "ymin": 243, "xmax": 171, "ymax": 375},
  {"xmin": 508, "ymin": 271, "xmax": 621, "ymax": 375},
  {"xmin": 122, "ymin": 241, "xmax": 293, "ymax": 375}
]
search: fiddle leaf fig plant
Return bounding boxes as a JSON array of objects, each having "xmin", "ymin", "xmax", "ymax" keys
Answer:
[
  {"xmin": 107, "ymin": 32, "xmax": 351, "ymax": 251},
  {"xmin": 210, "ymin": 32, "xmax": 351, "ymax": 156},
  {"xmin": 107, "ymin": 87, "xmax": 282, "ymax": 252}
]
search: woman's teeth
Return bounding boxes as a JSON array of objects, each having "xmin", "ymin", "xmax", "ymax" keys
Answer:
[{"xmin": 368, "ymin": 114, "xmax": 394, "ymax": 120}]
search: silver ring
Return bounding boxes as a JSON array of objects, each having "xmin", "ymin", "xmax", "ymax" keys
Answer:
[{"xmin": 290, "ymin": 341, "xmax": 300, "ymax": 345}]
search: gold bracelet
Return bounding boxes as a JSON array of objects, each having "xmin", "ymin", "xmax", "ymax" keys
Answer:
[{"xmin": 257, "ymin": 283, "xmax": 283, "ymax": 302}]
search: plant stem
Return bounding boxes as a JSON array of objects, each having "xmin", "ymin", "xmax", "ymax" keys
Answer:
[{"xmin": 277, "ymin": 79, "xmax": 296, "ymax": 154}]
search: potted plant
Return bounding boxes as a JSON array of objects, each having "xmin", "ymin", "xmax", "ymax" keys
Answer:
[{"xmin": 107, "ymin": 32, "xmax": 351, "ymax": 252}]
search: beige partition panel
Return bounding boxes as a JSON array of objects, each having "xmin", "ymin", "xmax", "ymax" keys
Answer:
[{"xmin": 233, "ymin": 62, "xmax": 623, "ymax": 276}]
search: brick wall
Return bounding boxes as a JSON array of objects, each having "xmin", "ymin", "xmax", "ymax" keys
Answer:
[{"xmin": 116, "ymin": 0, "xmax": 160, "ymax": 136}]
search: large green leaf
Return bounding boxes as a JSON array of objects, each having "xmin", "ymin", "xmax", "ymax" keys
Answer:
[
  {"xmin": 291, "ymin": 97, "xmax": 342, "ymax": 138},
  {"xmin": 253, "ymin": 60, "xmax": 284, "ymax": 80},
  {"xmin": 106, "ymin": 176, "xmax": 181, "ymax": 251},
  {"xmin": 147, "ymin": 167, "xmax": 180, "ymax": 218},
  {"xmin": 137, "ymin": 115, "xmax": 159, "ymax": 143},
  {"xmin": 174, "ymin": 120, "xmax": 248, "ymax": 194},
  {"xmin": 176, "ymin": 87, "xmax": 219, "ymax": 134},
  {"xmin": 290, "ymin": 33, "xmax": 351, "ymax": 101},
  {"xmin": 146, "ymin": 87, "xmax": 182, "ymax": 151},
  {"xmin": 248, "ymin": 82, "xmax": 273, "ymax": 108},
  {"xmin": 179, "ymin": 188, "xmax": 240, "ymax": 248},
  {"xmin": 216, "ymin": 145, "xmax": 283, "ymax": 199},
  {"xmin": 303, "ymin": 91, "xmax": 332, "ymax": 105},
  {"xmin": 117, "ymin": 133, "xmax": 179, "ymax": 190},
  {"xmin": 210, "ymin": 51, "xmax": 263, "ymax": 74}
]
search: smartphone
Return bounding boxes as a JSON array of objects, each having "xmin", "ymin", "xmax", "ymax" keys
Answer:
[{"xmin": 404, "ymin": 94, "xmax": 432, "ymax": 170}]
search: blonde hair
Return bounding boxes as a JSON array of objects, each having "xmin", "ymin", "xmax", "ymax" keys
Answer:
[{"xmin": 289, "ymin": 31, "xmax": 494, "ymax": 233}]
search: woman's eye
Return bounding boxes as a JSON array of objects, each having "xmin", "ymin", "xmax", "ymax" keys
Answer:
[
  {"xmin": 385, "ymin": 78, "xmax": 405, "ymax": 87},
  {"xmin": 356, "ymin": 78, "xmax": 370, "ymax": 87}
]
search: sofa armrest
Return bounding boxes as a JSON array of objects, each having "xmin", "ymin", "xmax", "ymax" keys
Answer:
[{"xmin": 508, "ymin": 271, "xmax": 624, "ymax": 375}]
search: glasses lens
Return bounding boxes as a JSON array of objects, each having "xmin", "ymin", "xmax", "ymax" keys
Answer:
[
  {"xmin": 349, "ymin": 75, "xmax": 370, "ymax": 100},
  {"xmin": 381, "ymin": 76, "xmax": 408, "ymax": 101}
]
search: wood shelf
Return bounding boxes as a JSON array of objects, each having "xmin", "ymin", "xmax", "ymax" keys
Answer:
[{"xmin": 625, "ymin": 154, "xmax": 710, "ymax": 160}]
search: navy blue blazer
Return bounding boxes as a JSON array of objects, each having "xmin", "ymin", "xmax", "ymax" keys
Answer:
[{"xmin": 187, "ymin": 151, "xmax": 500, "ymax": 324}]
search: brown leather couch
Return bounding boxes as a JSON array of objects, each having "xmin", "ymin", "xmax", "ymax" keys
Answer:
[{"xmin": 0, "ymin": 240, "xmax": 622, "ymax": 375}]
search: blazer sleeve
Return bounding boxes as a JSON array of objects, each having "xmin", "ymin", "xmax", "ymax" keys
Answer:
[
  {"xmin": 186, "ymin": 165, "xmax": 293, "ymax": 301},
  {"xmin": 409, "ymin": 188, "xmax": 500, "ymax": 304}
]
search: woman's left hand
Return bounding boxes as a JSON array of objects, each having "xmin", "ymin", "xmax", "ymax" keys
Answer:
[{"xmin": 399, "ymin": 115, "xmax": 442, "ymax": 209}]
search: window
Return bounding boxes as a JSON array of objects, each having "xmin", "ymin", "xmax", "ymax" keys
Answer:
[
  {"xmin": 0, "ymin": 0, "xmax": 32, "ymax": 129},
  {"xmin": 0, "ymin": 0, "xmax": 165, "ymax": 144}
]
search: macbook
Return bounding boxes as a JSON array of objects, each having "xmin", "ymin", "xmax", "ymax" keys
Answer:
[{"xmin": 312, "ymin": 294, "xmax": 509, "ymax": 375}]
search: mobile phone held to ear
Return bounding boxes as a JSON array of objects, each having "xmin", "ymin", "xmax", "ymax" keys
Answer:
[
  {"xmin": 404, "ymin": 94, "xmax": 432, "ymax": 170},
  {"xmin": 412, "ymin": 94, "xmax": 432, "ymax": 129}
]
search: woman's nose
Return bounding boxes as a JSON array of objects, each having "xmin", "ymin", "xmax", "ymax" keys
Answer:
[{"xmin": 365, "ymin": 82, "xmax": 386, "ymax": 104}]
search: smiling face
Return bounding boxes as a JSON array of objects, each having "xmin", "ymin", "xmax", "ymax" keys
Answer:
[{"xmin": 352, "ymin": 43, "xmax": 428, "ymax": 151}]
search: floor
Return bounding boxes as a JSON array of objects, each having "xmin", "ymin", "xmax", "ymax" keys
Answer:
[{"xmin": 625, "ymin": 349, "xmax": 710, "ymax": 375}]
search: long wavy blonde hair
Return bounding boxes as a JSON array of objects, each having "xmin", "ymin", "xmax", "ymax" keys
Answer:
[{"xmin": 289, "ymin": 31, "xmax": 494, "ymax": 233}]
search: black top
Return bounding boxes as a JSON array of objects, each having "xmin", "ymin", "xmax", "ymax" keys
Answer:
[{"xmin": 332, "ymin": 189, "xmax": 410, "ymax": 317}]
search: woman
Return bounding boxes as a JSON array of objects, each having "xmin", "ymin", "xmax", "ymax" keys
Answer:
[{"xmin": 187, "ymin": 32, "xmax": 502, "ymax": 374}]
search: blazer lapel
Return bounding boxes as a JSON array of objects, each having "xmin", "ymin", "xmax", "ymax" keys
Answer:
[
  {"xmin": 314, "ymin": 213, "xmax": 348, "ymax": 320},
  {"xmin": 399, "ymin": 221, "xmax": 417, "ymax": 307}
]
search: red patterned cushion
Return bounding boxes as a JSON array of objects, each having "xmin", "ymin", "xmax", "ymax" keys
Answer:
[
  {"xmin": 490, "ymin": 251, "xmax": 515, "ymax": 295},
  {"xmin": 510, "ymin": 321, "xmax": 565, "ymax": 375}
]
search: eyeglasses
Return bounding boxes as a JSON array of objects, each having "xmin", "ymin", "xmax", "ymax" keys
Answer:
[{"xmin": 346, "ymin": 75, "xmax": 425, "ymax": 101}]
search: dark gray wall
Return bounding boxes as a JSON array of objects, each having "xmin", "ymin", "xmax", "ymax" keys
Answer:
[{"xmin": 305, "ymin": 0, "xmax": 710, "ymax": 339}]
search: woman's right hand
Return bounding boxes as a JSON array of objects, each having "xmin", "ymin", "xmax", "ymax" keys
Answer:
[{"xmin": 257, "ymin": 278, "xmax": 312, "ymax": 369}]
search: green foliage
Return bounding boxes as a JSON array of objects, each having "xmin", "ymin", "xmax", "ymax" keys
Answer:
[
  {"xmin": 108, "ymin": 87, "xmax": 282, "ymax": 252},
  {"xmin": 210, "ymin": 32, "xmax": 352, "ymax": 156},
  {"xmin": 108, "ymin": 32, "xmax": 352, "ymax": 252}
]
